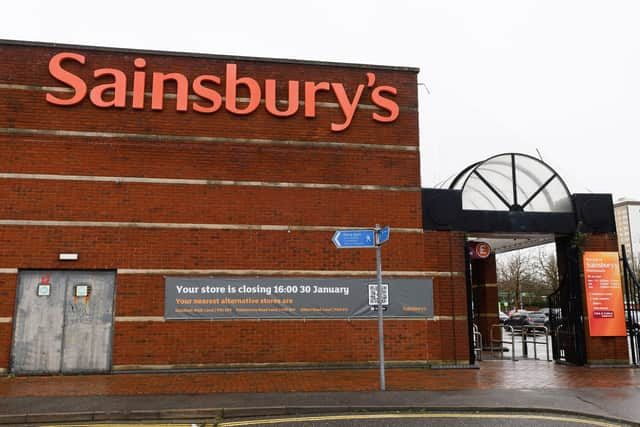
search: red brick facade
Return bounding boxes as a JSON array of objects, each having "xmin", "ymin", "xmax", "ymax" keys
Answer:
[
  {"xmin": 0, "ymin": 41, "xmax": 469, "ymax": 372},
  {"xmin": 471, "ymin": 254, "xmax": 499, "ymax": 347}
]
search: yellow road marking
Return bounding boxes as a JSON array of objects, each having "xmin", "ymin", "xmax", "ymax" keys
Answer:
[
  {"xmin": 219, "ymin": 412, "xmax": 623, "ymax": 427},
  {"xmin": 41, "ymin": 424, "xmax": 213, "ymax": 427}
]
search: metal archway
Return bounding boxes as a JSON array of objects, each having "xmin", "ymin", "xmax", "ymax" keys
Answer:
[
  {"xmin": 422, "ymin": 152, "xmax": 618, "ymax": 367},
  {"xmin": 449, "ymin": 153, "xmax": 573, "ymax": 213}
]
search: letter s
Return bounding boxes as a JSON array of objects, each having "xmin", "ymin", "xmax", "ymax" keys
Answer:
[
  {"xmin": 371, "ymin": 85, "xmax": 399, "ymax": 123},
  {"xmin": 192, "ymin": 75, "xmax": 222, "ymax": 113},
  {"xmin": 46, "ymin": 52, "xmax": 88, "ymax": 106}
]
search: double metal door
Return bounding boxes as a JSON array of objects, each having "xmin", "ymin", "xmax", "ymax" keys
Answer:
[{"xmin": 11, "ymin": 270, "xmax": 116, "ymax": 374}]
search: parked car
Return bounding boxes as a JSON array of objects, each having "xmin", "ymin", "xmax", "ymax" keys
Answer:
[
  {"xmin": 499, "ymin": 311, "xmax": 509, "ymax": 323},
  {"xmin": 504, "ymin": 312, "xmax": 529, "ymax": 328},
  {"xmin": 528, "ymin": 311, "xmax": 547, "ymax": 327},
  {"xmin": 504, "ymin": 311, "xmax": 547, "ymax": 330}
]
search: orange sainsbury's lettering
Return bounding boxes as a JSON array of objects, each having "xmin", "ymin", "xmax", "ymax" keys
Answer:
[
  {"xmin": 45, "ymin": 51, "xmax": 401, "ymax": 131},
  {"xmin": 225, "ymin": 63, "xmax": 261, "ymax": 115},
  {"xmin": 132, "ymin": 58, "xmax": 147, "ymax": 109},
  {"xmin": 152, "ymin": 72, "xmax": 189, "ymax": 111},
  {"xmin": 89, "ymin": 68, "xmax": 127, "ymax": 108},
  {"xmin": 371, "ymin": 85, "xmax": 399, "ymax": 123},
  {"xmin": 46, "ymin": 52, "xmax": 88, "ymax": 105},
  {"xmin": 265, "ymin": 79, "xmax": 299, "ymax": 117},
  {"xmin": 192, "ymin": 75, "xmax": 223, "ymax": 113},
  {"xmin": 303, "ymin": 81, "xmax": 330, "ymax": 117},
  {"xmin": 330, "ymin": 82, "xmax": 365, "ymax": 132}
]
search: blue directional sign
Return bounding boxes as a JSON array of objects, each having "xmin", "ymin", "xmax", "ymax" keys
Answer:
[
  {"xmin": 332, "ymin": 229, "xmax": 376, "ymax": 248},
  {"xmin": 377, "ymin": 226, "xmax": 390, "ymax": 245}
]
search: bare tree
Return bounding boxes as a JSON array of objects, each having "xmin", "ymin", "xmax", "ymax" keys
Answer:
[
  {"xmin": 497, "ymin": 251, "xmax": 538, "ymax": 310},
  {"xmin": 634, "ymin": 258, "xmax": 640, "ymax": 279},
  {"xmin": 535, "ymin": 248, "xmax": 559, "ymax": 291}
]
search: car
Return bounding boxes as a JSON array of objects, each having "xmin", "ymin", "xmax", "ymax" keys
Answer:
[
  {"xmin": 503, "ymin": 312, "xmax": 529, "ymax": 328},
  {"xmin": 503, "ymin": 311, "xmax": 547, "ymax": 330},
  {"xmin": 527, "ymin": 311, "xmax": 547, "ymax": 326},
  {"xmin": 499, "ymin": 311, "xmax": 509, "ymax": 323}
]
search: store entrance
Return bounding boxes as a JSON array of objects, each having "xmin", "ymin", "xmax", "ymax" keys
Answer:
[
  {"xmin": 422, "ymin": 153, "xmax": 622, "ymax": 366},
  {"xmin": 465, "ymin": 234, "xmax": 586, "ymax": 364}
]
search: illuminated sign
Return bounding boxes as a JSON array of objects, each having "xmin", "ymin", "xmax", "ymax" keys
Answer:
[
  {"xmin": 583, "ymin": 251, "xmax": 627, "ymax": 337},
  {"xmin": 45, "ymin": 52, "xmax": 400, "ymax": 132},
  {"xmin": 469, "ymin": 241, "xmax": 492, "ymax": 259}
]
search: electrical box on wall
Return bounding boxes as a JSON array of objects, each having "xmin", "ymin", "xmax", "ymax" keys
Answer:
[
  {"xmin": 74, "ymin": 284, "xmax": 90, "ymax": 297},
  {"xmin": 37, "ymin": 283, "xmax": 50, "ymax": 297}
]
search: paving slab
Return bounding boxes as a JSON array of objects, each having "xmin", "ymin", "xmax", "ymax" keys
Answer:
[{"xmin": 0, "ymin": 361, "xmax": 638, "ymax": 425}]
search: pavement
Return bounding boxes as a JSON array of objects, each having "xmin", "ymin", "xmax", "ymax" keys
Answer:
[{"xmin": 0, "ymin": 359, "xmax": 639, "ymax": 426}]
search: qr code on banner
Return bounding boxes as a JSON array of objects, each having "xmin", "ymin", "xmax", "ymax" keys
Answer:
[{"xmin": 368, "ymin": 284, "xmax": 389, "ymax": 306}]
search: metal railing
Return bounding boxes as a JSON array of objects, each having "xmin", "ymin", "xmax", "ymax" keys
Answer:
[
  {"xmin": 489, "ymin": 324, "xmax": 551, "ymax": 361},
  {"xmin": 520, "ymin": 325, "xmax": 551, "ymax": 361},
  {"xmin": 553, "ymin": 323, "xmax": 565, "ymax": 361},
  {"xmin": 490, "ymin": 324, "xmax": 516, "ymax": 361},
  {"xmin": 473, "ymin": 324, "xmax": 483, "ymax": 361}
]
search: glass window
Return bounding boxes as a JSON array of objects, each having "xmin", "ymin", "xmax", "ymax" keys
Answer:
[{"xmin": 451, "ymin": 153, "xmax": 573, "ymax": 213}]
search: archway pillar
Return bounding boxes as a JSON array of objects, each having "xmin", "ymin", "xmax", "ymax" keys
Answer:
[{"xmin": 471, "ymin": 253, "xmax": 499, "ymax": 348}]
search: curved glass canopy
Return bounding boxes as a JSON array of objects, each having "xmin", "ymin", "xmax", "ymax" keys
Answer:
[{"xmin": 448, "ymin": 153, "xmax": 573, "ymax": 213}]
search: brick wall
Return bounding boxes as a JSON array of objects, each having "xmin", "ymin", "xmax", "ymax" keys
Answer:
[
  {"xmin": 112, "ymin": 319, "xmax": 434, "ymax": 366},
  {"xmin": 0, "ymin": 41, "xmax": 468, "ymax": 371},
  {"xmin": 0, "ymin": 274, "xmax": 15, "ymax": 369},
  {"xmin": 471, "ymin": 255, "xmax": 499, "ymax": 346}
]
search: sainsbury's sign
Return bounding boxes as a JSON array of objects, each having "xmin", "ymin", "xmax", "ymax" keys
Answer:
[{"xmin": 45, "ymin": 52, "xmax": 400, "ymax": 132}]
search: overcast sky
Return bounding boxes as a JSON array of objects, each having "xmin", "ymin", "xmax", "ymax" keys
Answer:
[{"xmin": 2, "ymin": 1, "xmax": 639, "ymax": 201}]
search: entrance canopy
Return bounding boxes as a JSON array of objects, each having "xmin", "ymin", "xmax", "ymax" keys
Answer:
[
  {"xmin": 422, "ymin": 153, "xmax": 616, "ymax": 236},
  {"xmin": 448, "ymin": 153, "xmax": 572, "ymax": 213}
]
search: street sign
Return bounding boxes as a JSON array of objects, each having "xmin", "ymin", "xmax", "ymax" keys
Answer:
[
  {"xmin": 331, "ymin": 224, "xmax": 391, "ymax": 391},
  {"xmin": 332, "ymin": 229, "xmax": 376, "ymax": 248},
  {"xmin": 377, "ymin": 226, "xmax": 390, "ymax": 245},
  {"xmin": 469, "ymin": 241, "xmax": 491, "ymax": 259}
]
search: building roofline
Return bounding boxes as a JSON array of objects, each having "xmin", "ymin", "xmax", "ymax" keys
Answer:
[
  {"xmin": 614, "ymin": 198, "xmax": 640, "ymax": 207},
  {"xmin": 0, "ymin": 39, "xmax": 420, "ymax": 73}
]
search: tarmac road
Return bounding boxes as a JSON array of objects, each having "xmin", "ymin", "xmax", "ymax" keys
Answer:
[
  {"xmin": 218, "ymin": 412, "xmax": 632, "ymax": 427},
  {"xmin": 36, "ymin": 413, "xmax": 633, "ymax": 427}
]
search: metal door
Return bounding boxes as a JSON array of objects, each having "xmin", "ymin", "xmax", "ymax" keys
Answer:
[
  {"xmin": 60, "ymin": 271, "xmax": 116, "ymax": 373},
  {"xmin": 11, "ymin": 270, "xmax": 116, "ymax": 374},
  {"xmin": 11, "ymin": 271, "xmax": 66, "ymax": 373}
]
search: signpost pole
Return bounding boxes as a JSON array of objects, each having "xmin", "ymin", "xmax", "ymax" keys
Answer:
[
  {"xmin": 375, "ymin": 224, "xmax": 385, "ymax": 391},
  {"xmin": 331, "ymin": 224, "xmax": 389, "ymax": 391}
]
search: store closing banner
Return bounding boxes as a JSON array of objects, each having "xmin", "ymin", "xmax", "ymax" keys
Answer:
[{"xmin": 165, "ymin": 277, "xmax": 433, "ymax": 319}]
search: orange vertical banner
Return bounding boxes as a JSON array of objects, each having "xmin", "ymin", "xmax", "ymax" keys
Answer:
[{"xmin": 583, "ymin": 251, "xmax": 627, "ymax": 337}]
